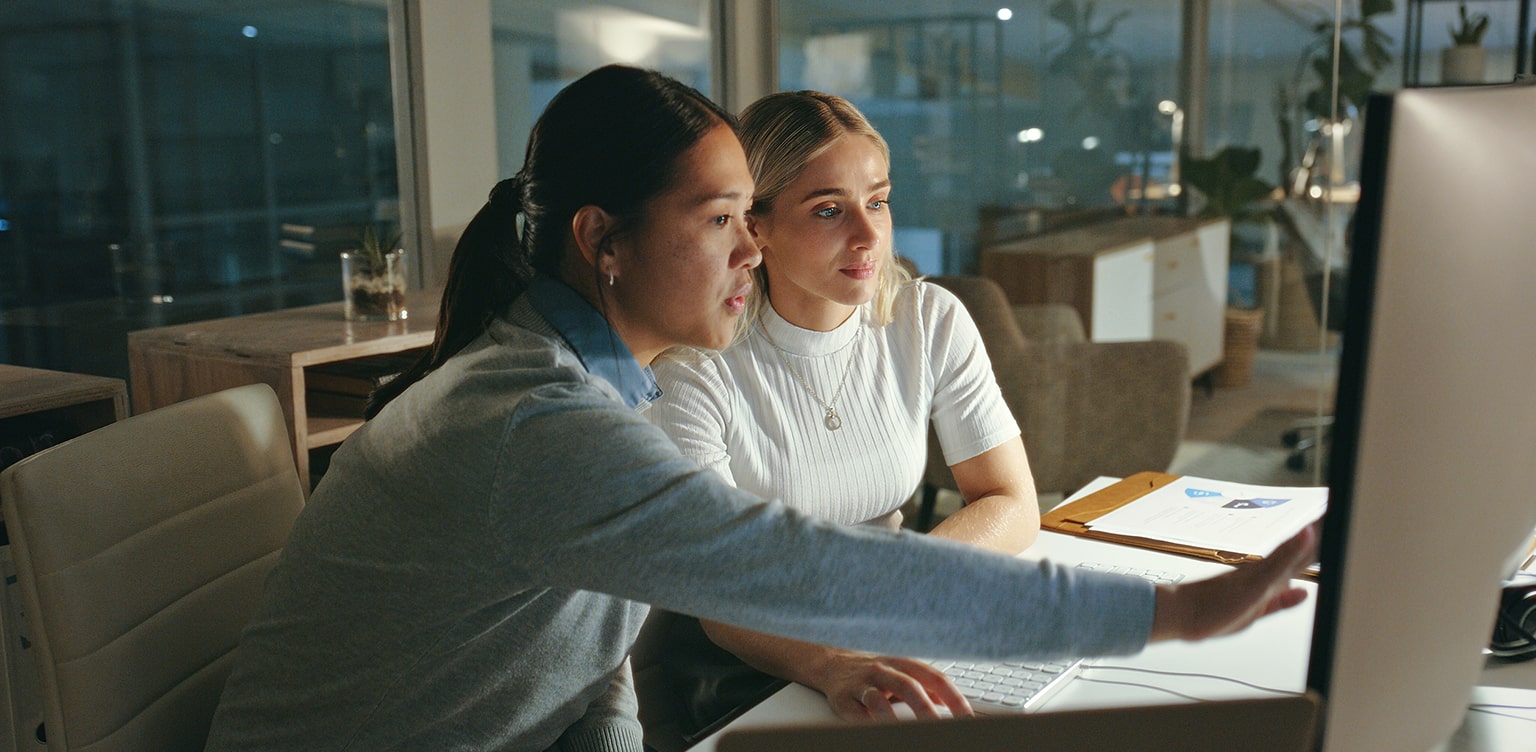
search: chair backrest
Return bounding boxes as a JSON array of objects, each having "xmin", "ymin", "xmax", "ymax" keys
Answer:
[
  {"xmin": 0, "ymin": 384, "xmax": 305, "ymax": 752},
  {"xmin": 926, "ymin": 275, "xmax": 1030, "ymax": 354}
]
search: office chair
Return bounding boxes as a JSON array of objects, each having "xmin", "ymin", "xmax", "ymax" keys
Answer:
[
  {"xmin": 915, "ymin": 275, "xmax": 1190, "ymax": 527},
  {"xmin": 0, "ymin": 383, "xmax": 305, "ymax": 752}
]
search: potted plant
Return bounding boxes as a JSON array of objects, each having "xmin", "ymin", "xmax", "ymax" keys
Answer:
[
  {"xmin": 1276, "ymin": 0, "xmax": 1395, "ymax": 192},
  {"xmin": 1183, "ymin": 146, "xmax": 1276, "ymax": 226},
  {"xmin": 1443, "ymin": 1, "xmax": 1490, "ymax": 84},
  {"xmin": 1183, "ymin": 146, "xmax": 1282, "ymax": 385},
  {"xmin": 341, "ymin": 224, "xmax": 407, "ymax": 321},
  {"xmin": 1184, "ymin": 143, "xmax": 1279, "ymax": 293}
]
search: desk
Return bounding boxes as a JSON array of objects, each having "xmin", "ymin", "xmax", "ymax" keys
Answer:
[
  {"xmin": 693, "ymin": 501, "xmax": 1536, "ymax": 750},
  {"xmin": 127, "ymin": 288, "xmax": 441, "ymax": 487}
]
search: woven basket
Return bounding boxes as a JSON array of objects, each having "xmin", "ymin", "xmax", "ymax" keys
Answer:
[{"xmin": 1215, "ymin": 307, "xmax": 1265, "ymax": 388}]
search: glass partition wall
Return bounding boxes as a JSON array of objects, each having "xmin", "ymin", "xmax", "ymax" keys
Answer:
[
  {"xmin": 488, "ymin": 0, "xmax": 713, "ymax": 180},
  {"xmin": 778, "ymin": 1, "xmax": 1184, "ymax": 275},
  {"xmin": 0, "ymin": 1, "xmax": 398, "ymax": 382},
  {"xmin": 777, "ymin": 0, "xmax": 1421, "ymax": 487},
  {"xmin": 10, "ymin": 1, "xmax": 1510, "ymax": 489}
]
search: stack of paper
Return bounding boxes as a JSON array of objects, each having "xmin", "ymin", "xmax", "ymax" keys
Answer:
[{"xmin": 1085, "ymin": 476, "xmax": 1326, "ymax": 558}]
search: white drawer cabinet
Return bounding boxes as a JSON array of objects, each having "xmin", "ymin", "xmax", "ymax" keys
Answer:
[{"xmin": 980, "ymin": 216, "xmax": 1230, "ymax": 377}]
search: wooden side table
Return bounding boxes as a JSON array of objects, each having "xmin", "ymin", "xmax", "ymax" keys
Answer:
[
  {"xmin": 1, "ymin": 365, "xmax": 129, "ymax": 481},
  {"xmin": 127, "ymin": 289, "xmax": 441, "ymax": 489}
]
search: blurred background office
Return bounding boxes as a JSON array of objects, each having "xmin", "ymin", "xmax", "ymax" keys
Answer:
[{"xmin": 2, "ymin": 0, "xmax": 1529, "ymax": 479}]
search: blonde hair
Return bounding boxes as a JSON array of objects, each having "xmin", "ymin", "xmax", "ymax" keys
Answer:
[{"xmin": 736, "ymin": 91, "xmax": 912, "ymax": 335}]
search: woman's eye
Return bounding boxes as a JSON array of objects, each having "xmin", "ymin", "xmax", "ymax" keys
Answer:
[
  {"xmin": 869, "ymin": 199, "xmax": 889, "ymax": 211},
  {"xmin": 815, "ymin": 207, "xmax": 841, "ymax": 219},
  {"xmin": 713, "ymin": 214, "xmax": 731, "ymax": 226}
]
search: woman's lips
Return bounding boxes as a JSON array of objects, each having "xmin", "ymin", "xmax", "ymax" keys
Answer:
[
  {"xmin": 841, "ymin": 260, "xmax": 878, "ymax": 280},
  {"xmin": 725, "ymin": 282, "xmax": 752, "ymax": 314}
]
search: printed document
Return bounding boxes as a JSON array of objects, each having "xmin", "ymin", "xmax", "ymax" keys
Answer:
[{"xmin": 1085, "ymin": 476, "xmax": 1327, "ymax": 557}]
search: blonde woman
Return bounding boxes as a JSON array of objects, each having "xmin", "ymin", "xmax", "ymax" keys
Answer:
[{"xmin": 647, "ymin": 91, "xmax": 1044, "ymax": 729}]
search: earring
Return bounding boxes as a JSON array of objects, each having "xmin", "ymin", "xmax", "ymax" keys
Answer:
[{"xmin": 608, "ymin": 273, "xmax": 615, "ymax": 286}]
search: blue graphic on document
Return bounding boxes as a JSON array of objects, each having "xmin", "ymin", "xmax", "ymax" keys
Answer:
[{"xmin": 1186, "ymin": 487, "xmax": 1293, "ymax": 510}]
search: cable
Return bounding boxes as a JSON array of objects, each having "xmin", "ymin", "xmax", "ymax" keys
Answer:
[
  {"xmin": 1465, "ymin": 705, "xmax": 1536, "ymax": 724},
  {"xmin": 1085, "ymin": 664, "xmax": 1300, "ymax": 696},
  {"xmin": 1468, "ymin": 703, "xmax": 1536, "ymax": 712},
  {"xmin": 1074, "ymin": 677, "xmax": 1210, "ymax": 703}
]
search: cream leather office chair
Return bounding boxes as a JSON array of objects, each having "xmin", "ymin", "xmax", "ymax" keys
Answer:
[{"xmin": 0, "ymin": 383, "xmax": 305, "ymax": 752}]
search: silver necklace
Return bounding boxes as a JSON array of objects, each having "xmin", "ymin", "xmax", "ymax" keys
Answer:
[{"xmin": 760, "ymin": 322, "xmax": 863, "ymax": 431}]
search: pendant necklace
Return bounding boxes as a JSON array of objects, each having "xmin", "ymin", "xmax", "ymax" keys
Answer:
[{"xmin": 760, "ymin": 323, "xmax": 863, "ymax": 431}]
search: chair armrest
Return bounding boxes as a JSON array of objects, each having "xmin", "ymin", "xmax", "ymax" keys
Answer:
[{"xmin": 1012, "ymin": 304, "xmax": 1086, "ymax": 344}]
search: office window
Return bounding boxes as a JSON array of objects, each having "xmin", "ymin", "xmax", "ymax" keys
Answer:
[
  {"xmin": 0, "ymin": 1, "xmax": 397, "ymax": 382},
  {"xmin": 778, "ymin": 1, "xmax": 1182, "ymax": 273},
  {"xmin": 490, "ymin": 0, "xmax": 714, "ymax": 180}
]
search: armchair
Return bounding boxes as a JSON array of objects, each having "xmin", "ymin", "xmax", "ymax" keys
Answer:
[{"xmin": 916, "ymin": 275, "xmax": 1191, "ymax": 525}]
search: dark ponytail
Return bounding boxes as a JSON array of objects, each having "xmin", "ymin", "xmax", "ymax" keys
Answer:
[{"xmin": 366, "ymin": 65, "xmax": 734, "ymax": 418}]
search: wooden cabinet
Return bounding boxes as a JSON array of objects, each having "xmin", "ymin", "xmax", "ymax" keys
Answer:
[
  {"xmin": 1, "ymin": 365, "xmax": 128, "ymax": 482},
  {"xmin": 981, "ymin": 216, "xmax": 1230, "ymax": 376},
  {"xmin": 127, "ymin": 289, "xmax": 441, "ymax": 489}
]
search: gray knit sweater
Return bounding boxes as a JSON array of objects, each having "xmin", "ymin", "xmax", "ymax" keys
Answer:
[{"xmin": 204, "ymin": 278, "xmax": 1154, "ymax": 752}]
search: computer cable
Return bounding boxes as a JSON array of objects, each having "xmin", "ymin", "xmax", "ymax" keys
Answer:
[
  {"xmin": 1084, "ymin": 665, "xmax": 1299, "ymax": 696},
  {"xmin": 1080, "ymin": 666, "xmax": 1535, "ymax": 725},
  {"xmin": 1072, "ymin": 677, "xmax": 1212, "ymax": 703},
  {"xmin": 1464, "ymin": 703, "xmax": 1536, "ymax": 724}
]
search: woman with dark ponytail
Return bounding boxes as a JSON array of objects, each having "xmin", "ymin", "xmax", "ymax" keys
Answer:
[{"xmin": 206, "ymin": 65, "xmax": 1318, "ymax": 752}]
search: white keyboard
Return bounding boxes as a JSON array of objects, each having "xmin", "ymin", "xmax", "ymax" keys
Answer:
[{"xmin": 929, "ymin": 562, "xmax": 1186, "ymax": 714}]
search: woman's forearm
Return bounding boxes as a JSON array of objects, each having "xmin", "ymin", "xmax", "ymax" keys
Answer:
[
  {"xmin": 928, "ymin": 492, "xmax": 1040, "ymax": 554},
  {"xmin": 933, "ymin": 436, "xmax": 1041, "ymax": 555},
  {"xmin": 699, "ymin": 618, "xmax": 862, "ymax": 689}
]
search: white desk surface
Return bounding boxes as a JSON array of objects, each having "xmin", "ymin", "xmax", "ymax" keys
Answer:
[{"xmin": 692, "ymin": 479, "xmax": 1536, "ymax": 751}]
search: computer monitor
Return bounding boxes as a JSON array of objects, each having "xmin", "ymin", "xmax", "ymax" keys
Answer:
[{"xmin": 1306, "ymin": 79, "xmax": 1536, "ymax": 751}]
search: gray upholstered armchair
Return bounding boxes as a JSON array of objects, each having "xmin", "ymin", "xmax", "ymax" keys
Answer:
[{"xmin": 916, "ymin": 275, "xmax": 1191, "ymax": 524}]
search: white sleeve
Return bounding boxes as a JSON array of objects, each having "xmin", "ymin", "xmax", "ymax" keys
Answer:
[
  {"xmin": 920, "ymin": 283, "xmax": 1021, "ymax": 466},
  {"xmin": 647, "ymin": 352, "xmax": 737, "ymax": 486}
]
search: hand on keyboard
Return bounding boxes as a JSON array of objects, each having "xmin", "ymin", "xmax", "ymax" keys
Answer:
[
  {"xmin": 812, "ymin": 652, "xmax": 977, "ymax": 721},
  {"xmin": 927, "ymin": 564, "xmax": 1187, "ymax": 715}
]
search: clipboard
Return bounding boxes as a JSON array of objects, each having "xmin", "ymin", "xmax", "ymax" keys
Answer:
[{"xmin": 1041, "ymin": 471, "xmax": 1265, "ymax": 566}]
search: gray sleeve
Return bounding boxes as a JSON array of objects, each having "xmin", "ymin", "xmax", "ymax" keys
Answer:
[
  {"xmin": 496, "ymin": 384, "xmax": 1154, "ymax": 663},
  {"xmin": 551, "ymin": 660, "xmax": 644, "ymax": 752}
]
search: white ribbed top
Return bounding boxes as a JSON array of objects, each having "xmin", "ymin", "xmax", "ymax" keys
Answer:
[{"xmin": 649, "ymin": 281, "xmax": 1019, "ymax": 526}]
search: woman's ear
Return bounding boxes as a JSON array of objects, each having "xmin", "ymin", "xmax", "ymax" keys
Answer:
[
  {"xmin": 571, "ymin": 205, "xmax": 615, "ymax": 273},
  {"xmin": 746, "ymin": 212, "xmax": 767, "ymax": 249}
]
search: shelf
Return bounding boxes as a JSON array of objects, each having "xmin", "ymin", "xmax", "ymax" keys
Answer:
[
  {"xmin": 128, "ymin": 288, "xmax": 441, "ymax": 493},
  {"xmin": 306, "ymin": 414, "xmax": 364, "ymax": 449},
  {"xmin": 1403, "ymin": 0, "xmax": 1532, "ymax": 86}
]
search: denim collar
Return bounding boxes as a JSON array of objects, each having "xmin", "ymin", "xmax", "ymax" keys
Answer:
[{"xmin": 525, "ymin": 274, "xmax": 661, "ymax": 409}]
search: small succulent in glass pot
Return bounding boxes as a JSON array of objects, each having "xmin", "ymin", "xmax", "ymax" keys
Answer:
[{"xmin": 341, "ymin": 225, "xmax": 407, "ymax": 321}]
